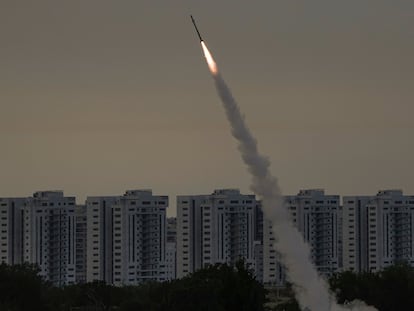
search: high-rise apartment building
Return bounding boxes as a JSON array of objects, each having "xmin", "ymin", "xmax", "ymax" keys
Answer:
[
  {"xmin": 342, "ymin": 190, "xmax": 414, "ymax": 273},
  {"xmin": 13, "ymin": 191, "xmax": 83, "ymax": 286},
  {"xmin": 261, "ymin": 189, "xmax": 341, "ymax": 284},
  {"xmin": 0, "ymin": 191, "xmax": 86, "ymax": 286},
  {"xmin": 23, "ymin": 191, "xmax": 79, "ymax": 286},
  {"xmin": 176, "ymin": 189, "xmax": 258, "ymax": 278},
  {"xmin": 284, "ymin": 189, "xmax": 341, "ymax": 276},
  {"xmin": 86, "ymin": 190, "xmax": 168, "ymax": 285}
]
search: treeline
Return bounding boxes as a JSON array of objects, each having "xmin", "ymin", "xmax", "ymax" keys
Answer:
[
  {"xmin": 274, "ymin": 263, "xmax": 414, "ymax": 311},
  {"xmin": 330, "ymin": 263, "xmax": 414, "ymax": 311},
  {"xmin": 0, "ymin": 261, "xmax": 265, "ymax": 311},
  {"xmin": 2, "ymin": 262, "xmax": 414, "ymax": 311}
]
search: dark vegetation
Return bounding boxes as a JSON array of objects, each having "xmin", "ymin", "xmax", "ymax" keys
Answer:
[
  {"xmin": 1, "ymin": 262, "xmax": 414, "ymax": 311},
  {"xmin": 273, "ymin": 263, "xmax": 414, "ymax": 311},
  {"xmin": 0, "ymin": 261, "xmax": 264, "ymax": 311},
  {"xmin": 329, "ymin": 263, "xmax": 414, "ymax": 311}
]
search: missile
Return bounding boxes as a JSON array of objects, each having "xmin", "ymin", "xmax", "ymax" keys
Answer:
[{"xmin": 190, "ymin": 15, "xmax": 203, "ymax": 42}]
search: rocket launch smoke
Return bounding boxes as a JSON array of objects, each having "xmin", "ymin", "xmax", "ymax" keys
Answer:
[{"xmin": 200, "ymin": 41, "xmax": 377, "ymax": 311}]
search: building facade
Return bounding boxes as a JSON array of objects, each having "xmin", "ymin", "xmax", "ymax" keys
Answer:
[
  {"xmin": 0, "ymin": 197, "xmax": 25, "ymax": 265},
  {"xmin": 165, "ymin": 217, "xmax": 177, "ymax": 280},
  {"xmin": 342, "ymin": 190, "xmax": 414, "ymax": 273},
  {"xmin": 176, "ymin": 189, "xmax": 258, "ymax": 278},
  {"xmin": 0, "ymin": 191, "xmax": 86, "ymax": 286},
  {"xmin": 284, "ymin": 189, "xmax": 341, "ymax": 276},
  {"xmin": 86, "ymin": 190, "xmax": 168, "ymax": 285},
  {"xmin": 23, "ymin": 191, "xmax": 80, "ymax": 286},
  {"xmin": 86, "ymin": 195, "xmax": 118, "ymax": 284},
  {"xmin": 75, "ymin": 205, "xmax": 87, "ymax": 283},
  {"xmin": 255, "ymin": 202, "xmax": 285, "ymax": 285},
  {"xmin": 262, "ymin": 218, "xmax": 285, "ymax": 285}
]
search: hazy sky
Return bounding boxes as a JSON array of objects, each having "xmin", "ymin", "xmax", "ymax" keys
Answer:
[{"xmin": 1, "ymin": 1, "xmax": 413, "ymax": 215}]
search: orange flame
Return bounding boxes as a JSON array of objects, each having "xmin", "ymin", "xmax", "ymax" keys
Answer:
[{"xmin": 201, "ymin": 41, "xmax": 218, "ymax": 75}]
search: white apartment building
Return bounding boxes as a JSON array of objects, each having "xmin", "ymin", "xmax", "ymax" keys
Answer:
[
  {"xmin": 86, "ymin": 190, "xmax": 168, "ymax": 285},
  {"xmin": 176, "ymin": 189, "xmax": 257, "ymax": 278},
  {"xmin": 284, "ymin": 189, "xmax": 341, "ymax": 276},
  {"xmin": 23, "ymin": 191, "xmax": 80, "ymax": 286},
  {"xmin": 343, "ymin": 190, "xmax": 414, "ymax": 273},
  {"xmin": 0, "ymin": 191, "xmax": 85, "ymax": 286}
]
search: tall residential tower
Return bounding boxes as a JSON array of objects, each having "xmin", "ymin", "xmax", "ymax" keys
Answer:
[
  {"xmin": 176, "ymin": 189, "xmax": 258, "ymax": 278},
  {"xmin": 342, "ymin": 190, "xmax": 414, "ymax": 273},
  {"xmin": 86, "ymin": 190, "xmax": 168, "ymax": 285}
]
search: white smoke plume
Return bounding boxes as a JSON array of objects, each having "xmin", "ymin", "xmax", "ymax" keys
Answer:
[{"xmin": 200, "ymin": 41, "xmax": 377, "ymax": 311}]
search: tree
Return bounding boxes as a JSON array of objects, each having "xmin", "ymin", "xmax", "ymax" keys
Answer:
[
  {"xmin": 0, "ymin": 263, "xmax": 48, "ymax": 311},
  {"xmin": 166, "ymin": 260, "xmax": 265, "ymax": 311},
  {"xmin": 330, "ymin": 263, "xmax": 414, "ymax": 311},
  {"xmin": 0, "ymin": 261, "xmax": 265, "ymax": 311}
]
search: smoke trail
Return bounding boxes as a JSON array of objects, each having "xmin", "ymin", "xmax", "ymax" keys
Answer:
[{"xmin": 200, "ymin": 41, "xmax": 376, "ymax": 311}]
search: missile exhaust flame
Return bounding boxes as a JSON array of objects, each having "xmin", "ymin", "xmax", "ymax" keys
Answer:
[
  {"xmin": 195, "ymin": 36, "xmax": 377, "ymax": 311},
  {"xmin": 201, "ymin": 41, "xmax": 218, "ymax": 75}
]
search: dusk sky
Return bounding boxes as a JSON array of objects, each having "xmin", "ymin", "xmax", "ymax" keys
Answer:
[{"xmin": 1, "ymin": 1, "xmax": 413, "ymax": 215}]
